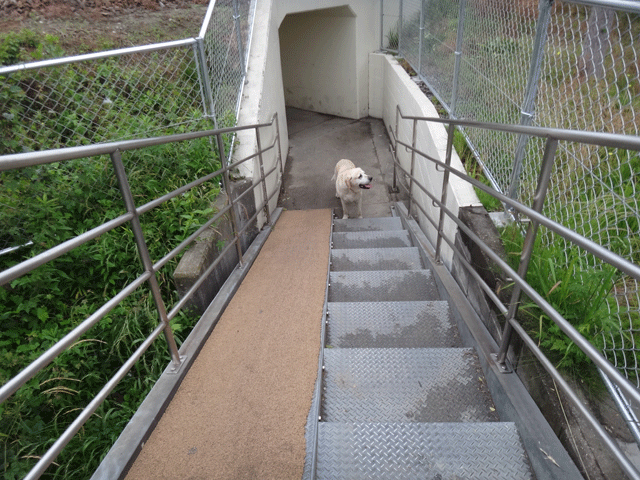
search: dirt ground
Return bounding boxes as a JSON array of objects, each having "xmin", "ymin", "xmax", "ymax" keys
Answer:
[{"xmin": 0, "ymin": 0, "xmax": 210, "ymax": 54}]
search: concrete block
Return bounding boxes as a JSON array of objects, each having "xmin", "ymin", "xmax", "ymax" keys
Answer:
[{"xmin": 173, "ymin": 179, "xmax": 258, "ymax": 315}]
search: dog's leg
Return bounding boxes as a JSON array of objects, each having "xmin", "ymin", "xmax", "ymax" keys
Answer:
[
  {"xmin": 340, "ymin": 197, "xmax": 349, "ymax": 219},
  {"xmin": 356, "ymin": 195, "xmax": 363, "ymax": 218}
]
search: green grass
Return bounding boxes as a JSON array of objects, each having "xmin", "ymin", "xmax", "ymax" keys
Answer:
[
  {"xmin": 453, "ymin": 129, "xmax": 503, "ymax": 212},
  {"xmin": 0, "ymin": 31, "xmax": 229, "ymax": 479},
  {"xmin": 501, "ymin": 223, "xmax": 625, "ymax": 389}
]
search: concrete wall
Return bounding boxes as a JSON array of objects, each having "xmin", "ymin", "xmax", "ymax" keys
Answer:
[
  {"xmin": 279, "ymin": 7, "xmax": 357, "ymax": 118},
  {"xmin": 368, "ymin": 52, "xmax": 481, "ymax": 268},
  {"xmin": 236, "ymin": 2, "xmax": 478, "ymax": 250}
]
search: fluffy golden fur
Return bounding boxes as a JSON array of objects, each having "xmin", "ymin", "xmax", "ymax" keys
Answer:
[{"xmin": 331, "ymin": 159, "xmax": 373, "ymax": 219}]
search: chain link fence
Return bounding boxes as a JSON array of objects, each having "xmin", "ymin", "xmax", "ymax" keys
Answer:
[
  {"xmin": 0, "ymin": 0, "xmax": 252, "ymax": 155},
  {"xmin": 382, "ymin": 0, "xmax": 640, "ymax": 387},
  {"xmin": 0, "ymin": 0, "xmax": 254, "ymax": 253}
]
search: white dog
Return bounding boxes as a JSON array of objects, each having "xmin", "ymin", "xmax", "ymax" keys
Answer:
[{"xmin": 332, "ymin": 159, "xmax": 373, "ymax": 219}]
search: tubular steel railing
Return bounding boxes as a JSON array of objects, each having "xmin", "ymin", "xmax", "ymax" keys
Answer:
[
  {"xmin": 0, "ymin": 114, "xmax": 282, "ymax": 480},
  {"xmin": 382, "ymin": 0, "xmax": 640, "ymax": 396},
  {"xmin": 390, "ymin": 106, "xmax": 640, "ymax": 479}
]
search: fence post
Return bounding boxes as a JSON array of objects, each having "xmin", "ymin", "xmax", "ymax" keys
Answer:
[
  {"xmin": 418, "ymin": 0, "xmax": 425, "ymax": 77},
  {"xmin": 232, "ymin": 0, "xmax": 246, "ymax": 76},
  {"xmin": 380, "ymin": 0, "xmax": 384, "ymax": 50},
  {"xmin": 195, "ymin": 36, "xmax": 218, "ymax": 129},
  {"xmin": 398, "ymin": 0, "xmax": 404, "ymax": 55},
  {"xmin": 495, "ymin": 137, "xmax": 559, "ymax": 371},
  {"xmin": 110, "ymin": 150, "xmax": 182, "ymax": 369},
  {"xmin": 507, "ymin": 0, "xmax": 553, "ymax": 201},
  {"xmin": 450, "ymin": 0, "xmax": 467, "ymax": 117}
]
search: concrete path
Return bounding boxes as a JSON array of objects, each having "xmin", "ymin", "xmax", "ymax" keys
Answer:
[{"xmin": 278, "ymin": 107, "xmax": 404, "ymax": 217}]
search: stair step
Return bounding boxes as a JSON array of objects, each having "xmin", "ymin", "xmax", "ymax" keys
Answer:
[
  {"xmin": 332, "ymin": 216, "xmax": 403, "ymax": 232},
  {"xmin": 316, "ymin": 422, "xmax": 533, "ymax": 480},
  {"xmin": 332, "ymin": 230, "xmax": 412, "ymax": 249},
  {"xmin": 331, "ymin": 247, "xmax": 423, "ymax": 271},
  {"xmin": 328, "ymin": 270, "xmax": 438, "ymax": 302},
  {"xmin": 326, "ymin": 301, "xmax": 460, "ymax": 348},
  {"xmin": 321, "ymin": 348, "xmax": 499, "ymax": 423}
]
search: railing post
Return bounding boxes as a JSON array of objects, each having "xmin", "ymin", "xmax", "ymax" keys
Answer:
[
  {"xmin": 255, "ymin": 126, "xmax": 271, "ymax": 225},
  {"xmin": 435, "ymin": 121, "xmax": 456, "ymax": 263},
  {"xmin": 495, "ymin": 137, "xmax": 559, "ymax": 371},
  {"xmin": 216, "ymin": 133, "xmax": 245, "ymax": 267},
  {"xmin": 110, "ymin": 150, "xmax": 182, "ymax": 369},
  {"xmin": 407, "ymin": 118, "xmax": 418, "ymax": 217},
  {"xmin": 392, "ymin": 106, "xmax": 401, "ymax": 193},
  {"xmin": 507, "ymin": 0, "xmax": 553, "ymax": 201},
  {"xmin": 274, "ymin": 113, "xmax": 284, "ymax": 179}
]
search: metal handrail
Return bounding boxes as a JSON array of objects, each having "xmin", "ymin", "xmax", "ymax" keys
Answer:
[
  {"xmin": 0, "ymin": 39, "xmax": 198, "ymax": 76},
  {"xmin": 391, "ymin": 106, "xmax": 640, "ymax": 479},
  {"xmin": 0, "ymin": 113, "xmax": 282, "ymax": 480}
]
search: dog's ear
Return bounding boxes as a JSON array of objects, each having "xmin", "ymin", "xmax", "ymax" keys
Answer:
[{"xmin": 346, "ymin": 172, "xmax": 355, "ymax": 190}]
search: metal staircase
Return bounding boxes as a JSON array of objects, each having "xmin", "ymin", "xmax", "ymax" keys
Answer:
[{"xmin": 305, "ymin": 213, "xmax": 534, "ymax": 479}]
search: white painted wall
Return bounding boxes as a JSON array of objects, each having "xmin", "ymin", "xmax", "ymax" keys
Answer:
[
  {"xmin": 369, "ymin": 53, "xmax": 481, "ymax": 268},
  {"xmin": 279, "ymin": 7, "xmax": 358, "ymax": 118},
  {"xmin": 235, "ymin": 2, "xmax": 479, "ymax": 261},
  {"xmin": 235, "ymin": 0, "xmax": 381, "ymax": 226}
]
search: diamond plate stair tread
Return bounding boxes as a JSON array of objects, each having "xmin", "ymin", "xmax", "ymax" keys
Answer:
[
  {"xmin": 331, "ymin": 247, "xmax": 423, "ymax": 271},
  {"xmin": 316, "ymin": 422, "xmax": 533, "ymax": 480},
  {"xmin": 321, "ymin": 348, "xmax": 498, "ymax": 423},
  {"xmin": 332, "ymin": 230, "xmax": 412, "ymax": 249},
  {"xmin": 333, "ymin": 216, "xmax": 403, "ymax": 232},
  {"xmin": 326, "ymin": 301, "xmax": 461, "ymax": 348},
  {"xmin": 328, "ymin": 270, "xmax": 439, "ymax": 302}
]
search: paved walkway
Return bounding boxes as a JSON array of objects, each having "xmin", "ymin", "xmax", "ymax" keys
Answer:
[{"xmin": 278, "ymin": 107, "xmax": 403, "ymax": 217}]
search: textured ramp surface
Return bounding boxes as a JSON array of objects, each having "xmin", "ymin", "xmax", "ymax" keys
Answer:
[
  {"xmin": 322, "ymin": 348, "xmax": 499, "ymax": 423},
  {"xmin": 125, "ymin": 210, "xmax": 331, "ymax": 480},
  {"xmin": 316, "ymin": 422, "xmax": 534, "ymax": 480}
]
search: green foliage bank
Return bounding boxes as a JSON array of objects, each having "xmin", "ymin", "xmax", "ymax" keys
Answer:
[{"xmin": 1, "ymin": 31, "xmax": 223, "ymax": 479}]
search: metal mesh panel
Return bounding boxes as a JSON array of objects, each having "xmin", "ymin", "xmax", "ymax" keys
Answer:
[
  {"xmin": 381, "ymin": 0, "xmax": 401, "ymax": 50},
  {"xmin": 385, "ymin": 0, "xmax": 640, "ymax": 385},
  {"xmin": 0, "ymin": 44, "xmax": 206, "ymax": 154},
  {"xmin": 0, "ymin": 0, "xmax": 255, "ymax": 154},
  {"xmin": 537, "ymin": 4, "xmax": 640, "ymax": 381},
  {"xmin": 200, "ymin": 0, "xmax": 253, "ymax": 129}
]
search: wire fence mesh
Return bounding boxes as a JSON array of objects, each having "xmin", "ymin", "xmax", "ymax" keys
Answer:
[
  {"xmin": 383, "ymin": 0, "xmax": 640, "ymax": 385},
  {"xmin": 0, "ymin": 43, "xmax": 206, "ymax": 154},
  {"xmin": 0, "ymin": 0, "xmax": 254, "ymax": 254}
]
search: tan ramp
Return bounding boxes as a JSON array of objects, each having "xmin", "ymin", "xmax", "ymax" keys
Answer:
[{"xmin": 125, "ymin": 209, "xmax": 332, "ymax": 480}]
